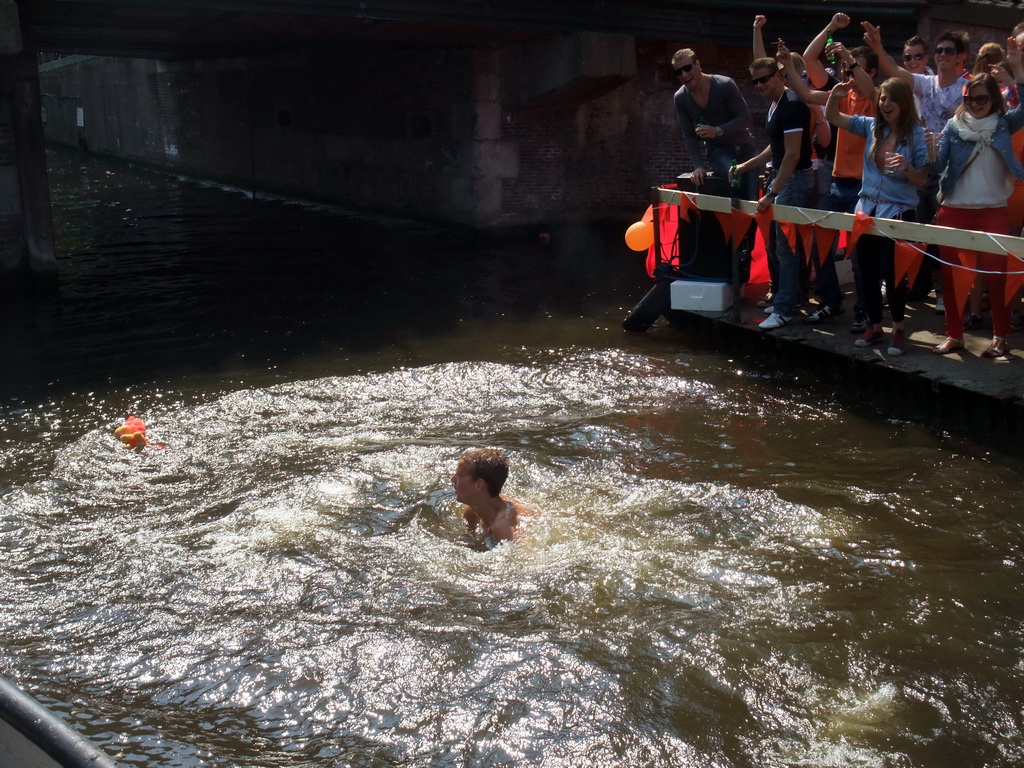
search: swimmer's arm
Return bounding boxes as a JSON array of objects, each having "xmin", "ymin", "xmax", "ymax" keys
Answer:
[{"xmin": 463, "ymin": 508, "xmax": 480, "ymax": 532}]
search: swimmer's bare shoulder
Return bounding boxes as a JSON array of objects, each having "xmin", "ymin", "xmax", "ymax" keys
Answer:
[
  {"xmin": 493, "ymin": 497, "xmax": 536, "ymax": 542},
  {"xmin": 464, "ymin": 497, "xmax": 535, "ymax": 543}
]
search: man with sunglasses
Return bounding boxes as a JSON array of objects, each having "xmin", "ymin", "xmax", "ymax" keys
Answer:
[
  {"xmin": 902, "ymin": 36, "xmax": 932, "ymax": 77},
  {"xmin": 730, "ymin": 55, "xmax": 813, "ymax": 330},
  {"xmin": 671, "ymin": 48, "xmax": 757, "ymax": 200}
]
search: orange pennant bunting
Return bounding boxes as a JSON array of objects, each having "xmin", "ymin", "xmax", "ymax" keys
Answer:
[
  {"xmin": 893, "ymin": 241, "xmax": 925, "ymax": 288},
  {"xmin": 730, "ymin": 209, "xmax": 755, "ymax": 251},
  {"xmin": 714, "ymin": 211, "xmax": 735, "ymax": 248},
  {"xmin": 753, "ymin": 208, "xmax": 773, "ymax": 250},
  {"xmin": 798, "ymin": 224, "xmax": 816, "ymax": 265},
  {"xmin": 846, "ymin": 210, "xmax": 875, "ymax": 258},
  {"xmin": 813, "ymin": 226, "xmax": 837, "ymax": 265},
  {"xmin": 778, "ymin": 221, "xmax": 800, "ymax": 257},
  {"xmin": 1004, "ymin": 253, "xmax": 1024, "ymax": 308},
  {"xmin": 947, "ymin": 249, "xmax": 979, "ymax": 316},
  {"xmin": 678, "ymin": 193, "xmax": 697, "ymax": 223}
]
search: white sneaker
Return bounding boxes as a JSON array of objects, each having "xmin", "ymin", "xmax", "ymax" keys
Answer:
[
  {"xmin": 763, "ymin": 301, "xmax": 804, "ymax": 314},
  {"xmin": 759, "ymin": 312, "xmax": 792, "ymax": 330}
]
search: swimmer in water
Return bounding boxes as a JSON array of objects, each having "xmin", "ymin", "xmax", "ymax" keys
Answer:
[{"xmin": 451, "ymin": 448, "xmax": 527, "ymax": 543}]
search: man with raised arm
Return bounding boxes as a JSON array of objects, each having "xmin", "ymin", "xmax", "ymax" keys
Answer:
[
  {"xmin": 777, "ymin": 37, "xmax": 878, "ymax": 327},
  {"xmin": 730, "ymin": 53, "xmax": 813, "ymax": 331},
  {"xmin": 862, "ymin": 23, "xmax": 968, "ymax": 136},
  {"xmin": 671, "ymin": 48, "xmax": 757, "ymax": 200},
  {"xmin": 800, "ymin": 11, "xmax": 854, "ymax": 90}
]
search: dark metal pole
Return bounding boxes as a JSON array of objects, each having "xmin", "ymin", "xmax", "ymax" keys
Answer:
[{"xmin": 11, "ymin": 31, "xmax": 56, "ymax": 274}]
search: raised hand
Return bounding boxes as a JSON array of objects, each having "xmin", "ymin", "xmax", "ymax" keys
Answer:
[
  {"xmin": 827, "ymin": 41, "xmax": 855, "ymax": 65},
  {"xmin": 829, "ymin": 81, "xmax": 851, "ymax": 100},
  {"xmin": 830, "ymin": 13, "xmax": 850, "ymax": 30},
  {"xmin": 1007, "ymin": 35, "xmax": 1022, "ymax": 69},
  {"xmin": 754, "ymin": 15, "xmax": 767, "ymax": 29},
  {"xmin": 861, "ymin": 21, "xmax": 882, "ymax": 50}
]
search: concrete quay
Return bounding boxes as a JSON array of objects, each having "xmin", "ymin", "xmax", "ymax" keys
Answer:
[{"xmin": 657, "ymin": 281, "xmax": 1024, "ymax": 450}]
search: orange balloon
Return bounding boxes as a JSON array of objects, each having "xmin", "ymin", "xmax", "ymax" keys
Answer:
[{"xmin": 624, "ymin": 221, "xmax": 654, "ymax": 251}]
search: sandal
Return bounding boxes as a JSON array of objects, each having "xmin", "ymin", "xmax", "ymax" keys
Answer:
[
  {"xmin": 981, "ymin": 337, "xmax": 1009, "ymax": 358},
  {"xmin": 932, "ymin": 337, "xmax": 964, "ymax": 355}
]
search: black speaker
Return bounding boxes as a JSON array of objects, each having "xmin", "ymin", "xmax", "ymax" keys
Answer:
[{"xmin": 667, "ymin": 173, "xmax": 734, "ymax": 282}]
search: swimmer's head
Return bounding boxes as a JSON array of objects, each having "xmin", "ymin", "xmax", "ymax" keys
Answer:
[{"xmin": 456, "ymin": 448, "xmax": 508, "ymax": 498}]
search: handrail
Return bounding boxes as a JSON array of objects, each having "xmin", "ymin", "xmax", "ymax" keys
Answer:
[
  {"xmin": 652, "ymin": 186, "xmax": 1024, "ymax": 323},
  {"xmin": 0, "ymin": 673, "xmax": 122, "ymax": 768},
  {"xmin": 654, "ymin": 187, "xmax": 1024, "ymax": 259}
]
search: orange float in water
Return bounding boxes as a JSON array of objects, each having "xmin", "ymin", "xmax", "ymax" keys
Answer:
[{"xmin": 114, "ymin": 416, "xmax": 148, "ymax": 450}]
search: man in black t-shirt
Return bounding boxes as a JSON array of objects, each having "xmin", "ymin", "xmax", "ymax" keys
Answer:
[{"xmin": 730, "ymin": 56, "xmax": 813, "ymax": 330}]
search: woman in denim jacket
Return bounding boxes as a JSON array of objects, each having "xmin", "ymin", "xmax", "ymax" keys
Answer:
[
  {"xmin": 826, "ymin": 77, "xmax": 929, "ymax": 356},
  {"xmin": 931, "ymin": 67, "xmax": 1024, "ymax": 357}
]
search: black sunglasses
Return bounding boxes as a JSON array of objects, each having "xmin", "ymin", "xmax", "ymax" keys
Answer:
[
  {"xmin": 751, "ymin": 73, "xmax": 776, "ymax": 86},
  {"xmin": 963, "ymin": 94, "xmax": 991, "ymax": 106},
  {"xmin": 903, "ymin": 52, "xmax": 925, "ymax": 62},
  {"xmin": 674, "ymin": 63, "xmax": 695, "ymax": 76},
  {"xmin": 934, "ymin": 45, "xmax": 958, "ymax": 56}
]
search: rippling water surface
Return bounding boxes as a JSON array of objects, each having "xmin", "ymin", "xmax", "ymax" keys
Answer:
[{"xmin": 1, "ymin": 149, "xmax": 1023, "ymax": 767}]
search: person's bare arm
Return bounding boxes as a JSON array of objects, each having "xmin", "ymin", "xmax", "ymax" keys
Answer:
[
  {"xmin": 778, "ymin": 40, "xmax": 828, "ymax": 105},
  {"xmin": 831, "ymin": 41, "xmax": 878, "ymax": 101},
  {"xmin": 803, "ymin": 13, "xmax": 851, "ymax": 89},
  {"xmin": 1006, "ymin": 35, "xmax": 1024, "ymax": 82},
  {"xmin": 731, "ymin": 145, "xmax": 772, "ymax": 180},
  {"xmin": 753, "ymin": 15, "xmax": 768, "ymax": 60},
  {"xmin": 862, "ymin": 21, "xmax": 913, "ymax": 85},
  {"xmin": 825, "ymin": 82, "xmax": 853, "ymax": 130}
]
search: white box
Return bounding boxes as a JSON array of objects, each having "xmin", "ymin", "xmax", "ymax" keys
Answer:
[{"xmin": 669, "ymin": 280, "xmax": 732, "ymax": 311}]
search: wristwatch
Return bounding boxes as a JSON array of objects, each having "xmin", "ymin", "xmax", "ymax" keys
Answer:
[{"xmin": 848, "ymin": 60, "xmax": 860, "ymax": 70}]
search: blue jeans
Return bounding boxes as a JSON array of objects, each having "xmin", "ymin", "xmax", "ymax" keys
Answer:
[
  {"xmin": 814, "ymin": 176, "xmax": 861, "ymax": 310},
  {"xmin": 707, "ymin": 142, "xmax": 758, "ymax": 201},
  {"xmin": 770, "ymin": 169, "xmax": 813, "ymax": 318}
]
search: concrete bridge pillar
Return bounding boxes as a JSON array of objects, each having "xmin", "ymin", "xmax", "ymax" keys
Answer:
[
  {"xmin": 465, "ymin": 45, "xmax": 511, "ymax": 223},
  {"xmin": 0, "ymin": 0, "xmax": 55, "ymax": 275}
]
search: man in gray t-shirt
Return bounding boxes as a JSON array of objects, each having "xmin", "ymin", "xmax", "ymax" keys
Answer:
[{"xmin": 672, "ymin": 48, "xmax": 757, "ymax": 200}]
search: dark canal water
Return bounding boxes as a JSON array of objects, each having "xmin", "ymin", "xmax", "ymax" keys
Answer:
[{"xmin": 1, "ymin": 147, "xmax": 1023, "ymax": 767}]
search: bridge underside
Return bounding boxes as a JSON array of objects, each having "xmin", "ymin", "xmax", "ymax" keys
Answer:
[{"xmin": 18, "ymin": 0, "xmax": 937, "ymax": 60}]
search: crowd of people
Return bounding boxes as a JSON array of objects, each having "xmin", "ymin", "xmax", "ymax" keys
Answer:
[{"xmin": 672, "ymin": 13, "xmax": 1024, "ymax": 358}]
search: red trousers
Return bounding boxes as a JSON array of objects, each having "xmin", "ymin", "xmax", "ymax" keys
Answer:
[{"xmin": 937, "ymin": 205, "xmax": 1012, "ymax": 338}]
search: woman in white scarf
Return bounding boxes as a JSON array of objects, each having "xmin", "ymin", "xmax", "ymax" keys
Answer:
[{"xmin": 931, "ymin": 69, "xmax": 1024, "ymax": 357}]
